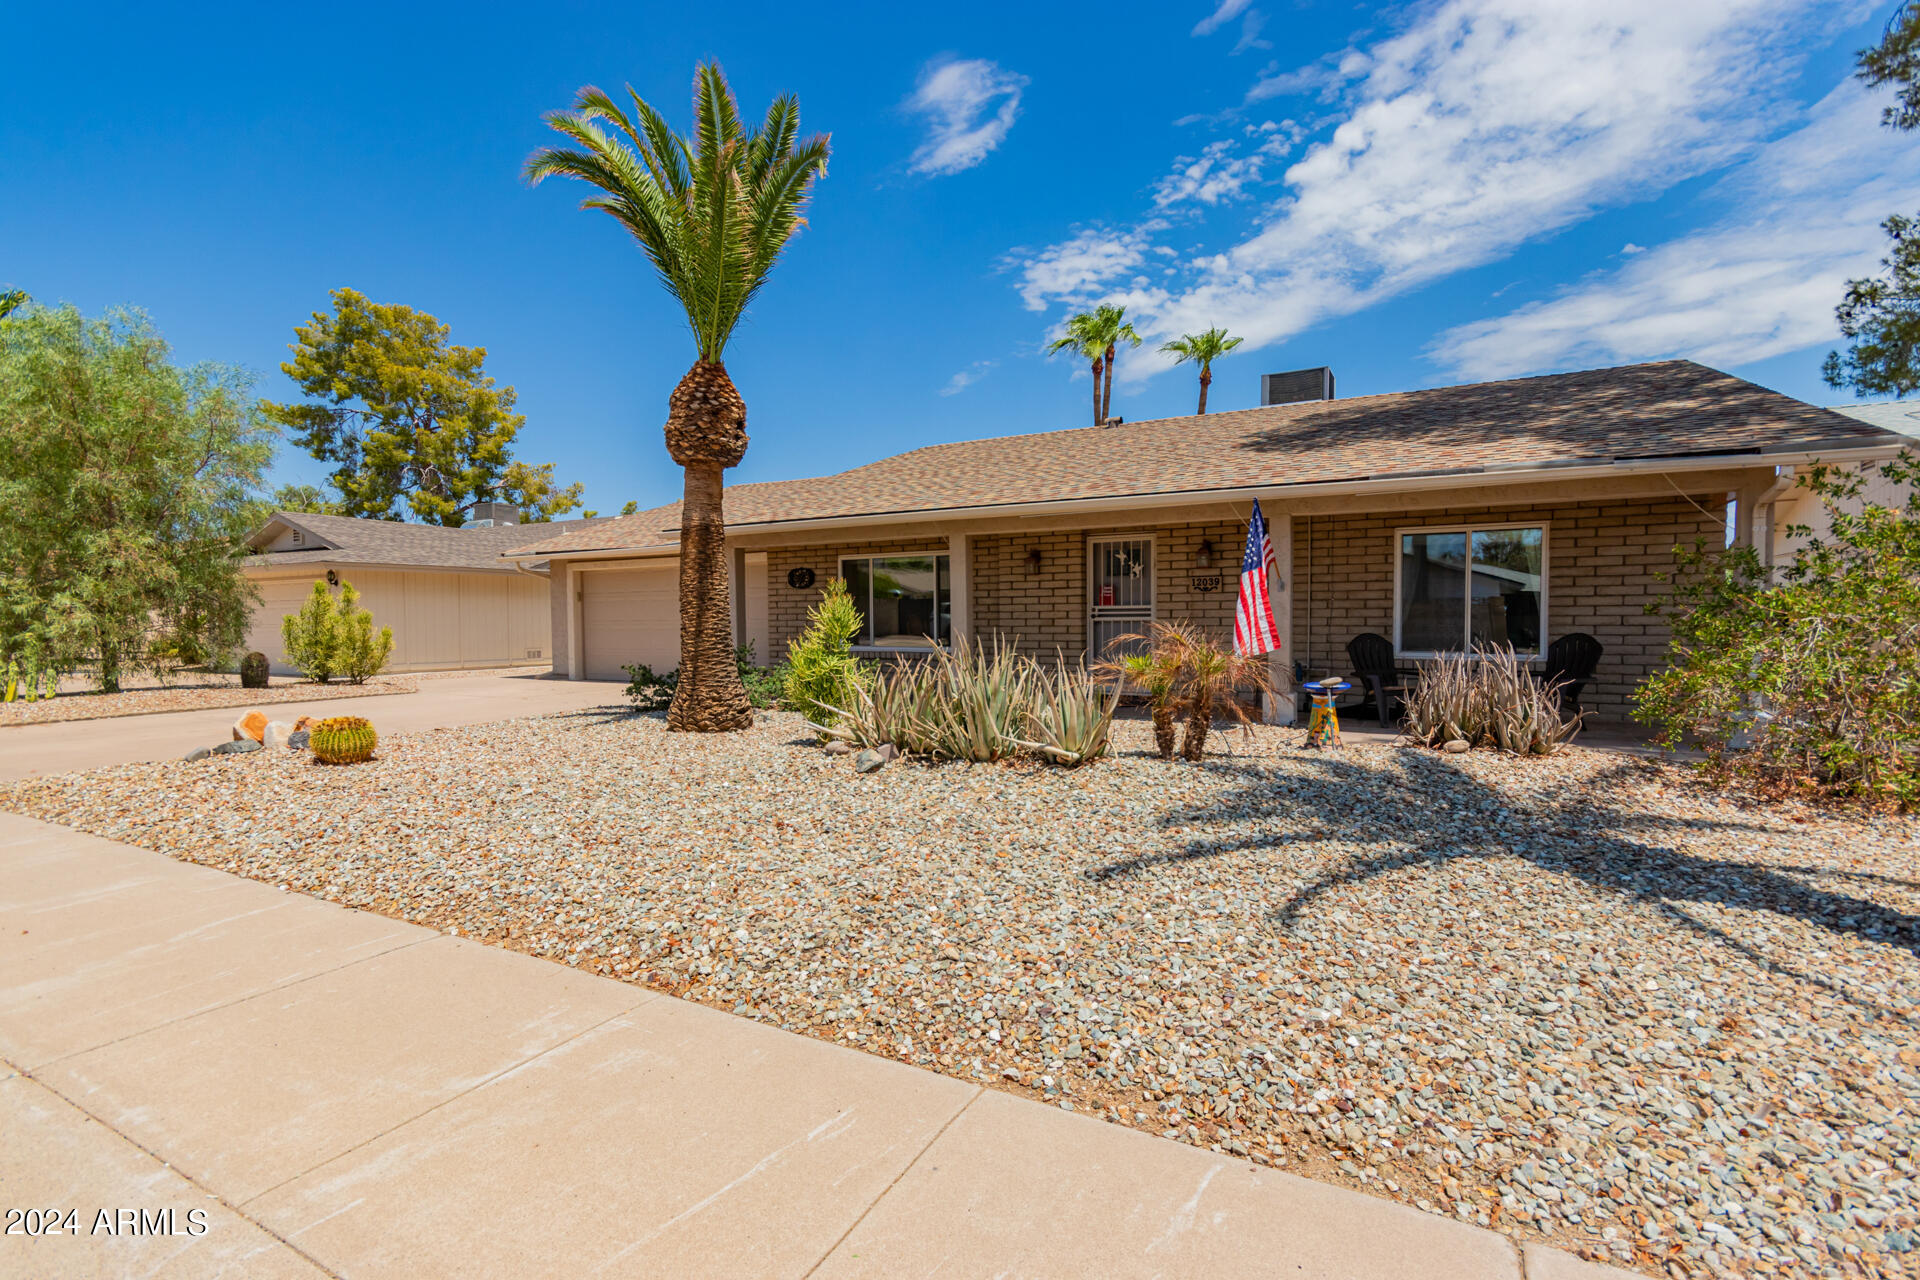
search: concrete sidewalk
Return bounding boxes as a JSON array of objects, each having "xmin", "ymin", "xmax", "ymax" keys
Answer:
[
  {"xmin": 0, "ymin": 674, "xmax": 627, "ymax": 781},
  {"xmin": 0, "ymin": 812, "xmax": 1631, "ymax": 1279}
]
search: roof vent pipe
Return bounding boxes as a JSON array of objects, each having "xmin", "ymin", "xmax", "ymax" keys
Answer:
[{"xmin": 1261, "ymin": 367, "xmax": 1335, "ymax": 405}]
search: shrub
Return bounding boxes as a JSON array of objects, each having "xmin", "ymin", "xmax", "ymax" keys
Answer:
[
  {"xmin": 626, "ymin": 644, "xmax": 787, "ymax": 713},
  {"xmin": 333, "ymin": 583, "xmax": 395, "ymax": 684},
  {"xmin": 280, "ymin": 579, "xmax": 393, "ymax": 684},
  {"xmin": 782, "ymin": 578, "xmax": 867, "ymax": 731},
  {"xmin": 1402, "ymin": 644, "xmax": 1582, "ymax": 755},
  {"xmin": 239, "ymin": 651, "xmax": 270, "ymax": 689},
  {"xmin": 819, "ymin": 638, "xmax": 1118, "ymax": 766},
  {"xmin": 1635, "ymin": 454, "xmax": 1920, "ymax": 808}
]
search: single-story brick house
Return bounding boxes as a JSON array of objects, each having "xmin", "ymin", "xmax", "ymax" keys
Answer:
[
  {"xmin": 501, "ymin": 361, "xmax": 1911, "ymax": 722},
  {"xmin": 241, "ymin": 510, "xmax": 560, "ymax": 674}
]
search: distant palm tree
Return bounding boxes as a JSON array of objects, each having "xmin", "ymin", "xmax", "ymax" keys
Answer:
[
  {"xmin": 0, "ymin": 290, "xmax": 26, "ymax": 320},
  {"xmin": 1048, "ymin": 312, "xmax": 1107, "ymax": 426},
  {"xmin": 526, "ymin": 64, "xmax": 829, "ymax": 732},
  {"xmin": 1090, "ymin": 304, "xmax": 1141, "ymax": 425},
  {"xmin": 1160, "ymin": 326, "xmax": 1243, "ymax": 415}
]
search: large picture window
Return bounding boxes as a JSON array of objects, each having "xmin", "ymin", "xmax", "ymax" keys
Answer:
[
  {"xmin": 840, "ymin": 554, "xmax": 950, "ymax": 649},
  {"xmin": 1395, "ymin": 524, "xmax": 1545, "ymax": 656}
]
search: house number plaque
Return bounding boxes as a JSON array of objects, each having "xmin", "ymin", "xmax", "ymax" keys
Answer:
[
  {"xmin": 786, "ymin": 567, "xmax": 816, "ymax": 589},
  {"xmin": 1191, "ymin": 574, "xmax": 1222, "ymax": 593}
]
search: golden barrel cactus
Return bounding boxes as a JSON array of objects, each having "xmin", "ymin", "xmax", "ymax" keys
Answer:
[{"xmin": 309, "ymin": 716, "xmax": 377, "ymax": 765}]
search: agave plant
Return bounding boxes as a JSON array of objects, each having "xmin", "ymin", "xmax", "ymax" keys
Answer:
[
  {"xmin": 1402, "ymin": 644, "xmax": 1582, "ymax": 755},
  {"xmin": 1020, "ymin": 655, "xmax": 1121, "ymax": 765}
]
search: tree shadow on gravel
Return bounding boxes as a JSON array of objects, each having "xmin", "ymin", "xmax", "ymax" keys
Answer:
[
  {"xmin": 544, "ymin": 705, "xmax": 650, "ymax": 728},
  {"xmin": 1089, "ymin": 749, "xmax": 1920, "ymax": 1020}
]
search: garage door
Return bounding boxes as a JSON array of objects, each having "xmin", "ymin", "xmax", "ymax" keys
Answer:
[{"xmin": 582, "ymin": 565, "xmax": 679, "ymax": 680}]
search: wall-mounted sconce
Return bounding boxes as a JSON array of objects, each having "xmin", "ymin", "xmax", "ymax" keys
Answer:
[
  {"xmin": 1195, "ymin": 540, "xmax": 1215, "ymax": 570},
  {"xmin": 1025, "ymin": 548, "xmax": 1043, "ymax": 575},
  {"xmin": 326, "ymin": 569, "xmax": 339, "ymax": 587}
]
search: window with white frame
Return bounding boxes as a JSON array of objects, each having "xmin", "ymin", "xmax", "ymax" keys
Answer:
[
  {"xmin": 1395, "ymin": 523, "xmax": 1546, "ymax": 656},
  {"xmin": 839, "ymin": 554, "xmax": 950, "ymax": 648}
]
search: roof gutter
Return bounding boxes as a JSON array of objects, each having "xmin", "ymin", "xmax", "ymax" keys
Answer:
[{"xmin": 498, "ymin": 442, "xmax": 1903, "ymax": 560}]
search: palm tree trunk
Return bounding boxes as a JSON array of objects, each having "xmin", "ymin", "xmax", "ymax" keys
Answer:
[
  {"xmin": 1151, "ymin": 700, "xmax": 1177, "ymax": 759},
  {"xmin": 1181, "ymin": 688, "xmax": 1212, "ymax": 760},
  {"xmin": 663, "ymin": 360, "xmax": 753, "ymax": 733},
  {"xmin": 1102, "ymin": 342, "xmax": 1117, "ymax": 423},
  {"xmin": 1198, "ymin": 364, "xmax": 1211, "ymax": 415},
  {"xmin": 1091, "ymin": 356, "xmax": 1105, "ymax": 426}
]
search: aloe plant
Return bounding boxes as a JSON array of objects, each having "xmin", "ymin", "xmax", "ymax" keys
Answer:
[{"xmin": 1402, "ymin": 644, "xmax": 1582, "ymax": 755}]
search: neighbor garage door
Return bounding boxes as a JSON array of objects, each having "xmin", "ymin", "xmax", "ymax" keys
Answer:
[{"xmin": 581, "ymin": 564, "xmax": 679, "ymax": 680}]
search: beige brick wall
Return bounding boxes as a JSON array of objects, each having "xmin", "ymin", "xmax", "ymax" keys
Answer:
[
  {"xmin": 1287, "ymin": 495, "xmax": 1725, "ymax": 720},
  {"xmin": 765, "ymin": 519, "xmax": 1246, "ymax": 662}
]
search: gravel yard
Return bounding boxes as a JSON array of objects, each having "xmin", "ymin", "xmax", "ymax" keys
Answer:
[
  {"xmin": 0, "ymin": 677, "xmax": 415, "ymax": 727},
  {"xmin": 4, "ymin": 709, "xmax": 1915, "ymax": 1277}
]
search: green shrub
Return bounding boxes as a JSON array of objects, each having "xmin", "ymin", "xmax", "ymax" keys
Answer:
[
  {"xmin": 782, "ymin": 578, "xmax": 866, "ymax": 731},
  {"xmin": 820, "ymin": 637, "xmax": 1118, "ymax": 767},
  {"xmin": 280, "ymin": 578, "xmax": 394, "ymax": 684},
  {"xmin": 1402, "ymin": 644, "xmax": 1582, "ymax": 755},
  {"xmin": 1635, "ymin": 453, "xmax": 1920, "ymax": 808},
  {"xmin": 626, "ymin": 643, "xmax": 786, "ymax": 713}
]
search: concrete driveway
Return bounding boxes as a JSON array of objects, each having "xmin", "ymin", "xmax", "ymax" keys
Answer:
[
  {"xmin": 0, "ymin": 674, "xmax": 627, "ymax": 782},
  {"xmin": 0, "ymin": 811, "xmax": 1632, "ymax": 1280}
]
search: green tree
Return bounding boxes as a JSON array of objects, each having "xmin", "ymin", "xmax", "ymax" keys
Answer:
[
  {"xmin": 0, "ymin": 290, "xmax": 26, "ymax": 320},
  {"xmin": 1635, "ymin": 455, "xmax": 1920, "ymax": 808},
  {"xmin": 1047, "ymin": 311, "xmax": 1108, "ymax": 426},
  {"xmin": 1825, "ymin": 5, "xmax": 1920, "ymax": 396},
  {"xmin": 264, "ymin": 288, "xmax": 583, "ymax": 525},
  {"xmin": 1159, "ymin": 326, "xmax": 1244, "ymax": 415},
  {"xmin": 271, "ymin": 483, "xmax": 339, "ymax": 515},
  {"xmin": 0, "ymin": 306, "xmax": 270, "ymax": 690},
  {"xmin": 526, "ymin": 63, "xmax": 830, "ymax": 732},
  {"xmin": 619, "ymin": 499, "xmax": 640, "ymax": 516}
]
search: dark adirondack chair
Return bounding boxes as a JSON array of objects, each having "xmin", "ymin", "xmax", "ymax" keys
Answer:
[
  {"xmin": 1346, "ymin": 632, "xmax": 1402, "ymax": 727},
  {"xmin": 1541, "ymin": 632, "xmax": 1603, "ymax": 713}
]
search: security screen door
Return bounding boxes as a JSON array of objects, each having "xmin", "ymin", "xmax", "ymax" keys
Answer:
[{"xmin": 1089, "ymin": 537, "xmax": 1154, "ymax": 658}]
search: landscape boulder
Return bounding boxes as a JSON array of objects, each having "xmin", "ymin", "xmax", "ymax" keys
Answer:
[
  {"xmin": 232, "ymin": 710, "xmax": 270, "ymax": 743},
  {"xmin": 854, "ymin": 749, "xmax": 886, "ymax": 774},
  {"xmin": 1442, "ymin": 739, "xmax": 1471, "ymax": 754},
  {"xmin": 262, "ymin": 720, "xmax": 295, "ymax": 750},
  {"xmin": 823, "ymin": 741, "xmax": 852, "ymax": 756},
  {"xmin": 211, "ymin": 739, "xmax": 261, "ymax": 756}
]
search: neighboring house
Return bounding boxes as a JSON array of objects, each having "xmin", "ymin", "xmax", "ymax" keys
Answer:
[
  {"xmin": 503, "ymin": 361, "xmax": 1909, "ymax": 722},
  {"xmin": 241, "ymin": 510, "xmax": 561, "ymax": 674}
]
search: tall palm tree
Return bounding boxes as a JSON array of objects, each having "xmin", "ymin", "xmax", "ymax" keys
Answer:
[
  {"xmin": 1048, "ymin": 312, "xmax": 1107, "ymax": 426},
  {"xmin": 1160, "ymin": 326, "xmax": 1243, "ymax": 415},
  {"xmin": 526, "ymin": 65, "xmax": 829, "ymax": 732},
  {"xmin": 1090, "ymin": 304, "xmax": 1141, "ymax": 425}
]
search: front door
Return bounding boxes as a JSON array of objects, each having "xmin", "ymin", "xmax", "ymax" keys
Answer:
[{"xmin": 1089, "ymin": 536, "xmax": 1154, "ymax": 658}]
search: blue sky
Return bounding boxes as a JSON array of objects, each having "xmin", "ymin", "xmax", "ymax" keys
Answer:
[{"xmin": 3, "ymin": 1, "xmax": 1909, "ymax": 515}]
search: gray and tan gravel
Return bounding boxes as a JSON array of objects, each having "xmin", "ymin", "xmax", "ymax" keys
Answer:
[
  {"xmin": 3, "ymin": 708, "xmax": 1915, "ymax": 1278},
  {"xmin": 0, "ymin": 677, "xmax": 415, "ymax": 727}
]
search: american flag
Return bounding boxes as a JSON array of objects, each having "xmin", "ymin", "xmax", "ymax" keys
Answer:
[{"xmin": 1234, "ymin": 499, "xmax": 1282, "ymax": 657}]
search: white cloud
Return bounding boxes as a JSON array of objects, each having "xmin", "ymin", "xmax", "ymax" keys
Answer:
[
  {"xmin": 1231, "ymin": 9, "xmax": 1272, "ymax": 55},
  {"xmin": 1152, "ymin": 123, "xmax": 1300, "ymax": 207},
  {"xmin": 906, "ymin": 58, "xmax": 1028, "ymax": 176},
  {"xmin": 1016, "ymin": 0, "xmax": 1870, "ymax": 381},
  {"xmin": 939, "ymin": 361, "xmax": 996, "ymax": 396},
  {"xmin": 1008, "ymin": 225, "xmax": 1160, "ymax": 311},
  {"xmin": 1192, "ymin": 0, "xmax": 1253, "ymax": 38},
  {"xmin": 1431, "ymin": 82, "xmax": 1920, "ymax": 379}
]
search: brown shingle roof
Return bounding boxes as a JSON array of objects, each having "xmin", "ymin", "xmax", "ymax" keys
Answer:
[
  {"xmin": 244, "ymin": 512, "xmax": 595, "ymax": 572},
  {"xmin": 506, "ymin": 360, "xmax": 1906, "ymax": 558}
]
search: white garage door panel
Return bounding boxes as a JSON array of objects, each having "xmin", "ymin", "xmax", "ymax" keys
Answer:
[{"xmin": 582, "ymin": 567, "xmax": 679, "ymax": 680}]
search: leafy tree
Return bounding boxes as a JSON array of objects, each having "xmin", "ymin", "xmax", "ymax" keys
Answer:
[
  {"xmin": 0, "ymin": 289, "xmax": 26, "ymax": 320},
  {"xmin": 1047, "ymin": 312, "xmax": 1108, "ymax": 426},
  {"xmin": 271, "ymin": 483, "xmax": 339, "ymax": 515},
  {"xmin": 619, "ymin": 499, "xmax": 640, "ymax": 516},
  {"xmin": 527, "ymin": 63, "xmax": 830, "ymax": 732},
  {"xmin": 264, "ymin": 288, "xmax": 583, "ymax": 525},
  {"xmin": 0, "ymin": 306, "xmax": 270, "ymax": 690},
  {"xmin": 1049, "ymin": 304, "xmax": 1141, "ymax": 425},
  {"xmin": 1635, "ymin": 455, "xmax": 1920, "ymax": 809},
  {"xmin": 1825, "ymin": 4, "xmax": 1920, "ymax": 396},
  {"xmin": 1160, "ymin": 326, "xmax": 1244, "ymax": 415}
]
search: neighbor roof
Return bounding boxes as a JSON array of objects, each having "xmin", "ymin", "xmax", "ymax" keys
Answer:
[
  {"xmin": 1831, "ymin": 401, "xmax": 1920, "ymax": 438},
  {"xmin": 507, "ymin": 360, "xmax": 1907, "ymax": 559},
  {"xmin": 244, "ymin": 512, "xmax": 588, "ymax": 573}
]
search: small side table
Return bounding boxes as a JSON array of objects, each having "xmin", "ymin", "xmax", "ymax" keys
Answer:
[{"xmin": 1303, "ymin": 679, "xmax": 1350, "ymax": 749}]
